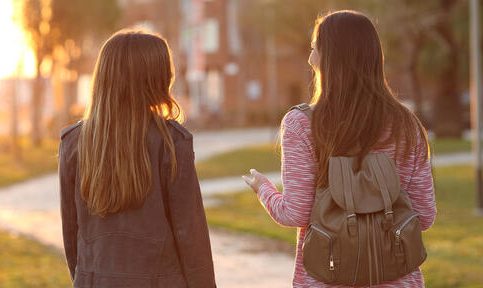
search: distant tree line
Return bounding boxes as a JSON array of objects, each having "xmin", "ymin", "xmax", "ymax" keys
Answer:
[{"xmin": 243, "ymin": 0, "xmax": 472, "ymax": 138}]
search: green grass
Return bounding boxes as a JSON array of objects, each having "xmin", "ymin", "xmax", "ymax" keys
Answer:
[
  {"xmin": 0, "ymin": 230, "xmax": 71, "ymax": 288},
  {"xmin": 206, "ymin": 187, "xmax": 296, "ymax": 244},
  {"xmin": 422, "ymin": 165, "xmax": 483, "ymax": 287},
  {"xmin": 431, "ymin": 138, "xmax": 471, "ymax": 155},
  {"xmin": 196, "ymin": 144, "xmax": 280, "ymax": 180},
  {"xmin": 205, "ymin": 165, "xmax": 483, "ymax": 287},
  {"xmin": 195, "ymin": 138, "xmax": 471, "ymax": 181},
  {"xmin": 0, "ymin": 138, "xmax": 59, "ymax": 188},
  {"xmin": 0, "ymin": 136, "xmax": 471, "ymax": 188}
]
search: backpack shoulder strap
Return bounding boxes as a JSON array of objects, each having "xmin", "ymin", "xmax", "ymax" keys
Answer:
[{"xmin": 290, "ymin": 103, "xmax": 313, "ymax": 120}]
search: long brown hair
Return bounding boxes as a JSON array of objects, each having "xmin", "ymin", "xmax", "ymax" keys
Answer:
[
  {"xmin": 78, "ymin": 30, "xmax": 182, "ymax": 216},
  {"xmin": 310, "ymin": 11, "xmax": 429, "ymax": 188}
]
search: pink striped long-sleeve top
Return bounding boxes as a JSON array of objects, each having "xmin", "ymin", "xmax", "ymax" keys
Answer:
[{"xmin": 257, "ymin": 109, "xmax": 436, "ymax": 288}]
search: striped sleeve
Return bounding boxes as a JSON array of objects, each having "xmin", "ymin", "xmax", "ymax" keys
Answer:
[
  {"xmin": 405, "ymin": 133, "xmax": 436, "ymax": 231},
  {"xmin": 257, "ymin": 110, "xmax": 317, "ymax": 227}
]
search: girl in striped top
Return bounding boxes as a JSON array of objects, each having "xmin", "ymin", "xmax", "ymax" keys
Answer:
[{"xmin": 243, "ymin": 10, "xmax": 436, "ymax": 288}]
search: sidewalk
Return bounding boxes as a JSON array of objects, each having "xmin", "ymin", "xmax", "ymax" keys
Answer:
[
  {"xmin": 432, "ymin": 152, "xmax": 473, "ymax": 167},
  {"xmin": 193, "ymin": 127, "xmax": 279, "ymax": 161}
]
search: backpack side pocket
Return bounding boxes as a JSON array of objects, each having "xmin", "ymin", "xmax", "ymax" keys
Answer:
[{"xmin": 303, "ymin": 224, "xmax": 338, "ymax": 283}]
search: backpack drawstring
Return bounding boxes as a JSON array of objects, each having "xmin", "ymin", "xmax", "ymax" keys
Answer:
[
  {"xmin": 372, "ymin": 213, "xmax": 380, "ymax": 283},
  {"xmin": 366, "ymin": 215, "xmax": 373, "ymax": 287}
]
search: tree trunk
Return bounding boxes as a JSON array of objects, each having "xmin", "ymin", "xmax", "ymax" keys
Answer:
[
  {"xmin": 407, "ymin": 33, "xmax": 425, "ymax": 124},
  {"xmin": 31, "ymin": 62, "xmax": 44, "ymax": 146},
  {"xmin": 62, "ymin": 78, "xmax": 78, "ymax": 126},
  {"xmin": 433, "ymin": 1, "xmax": 463, "ymax": 138},
  {"xmin": 9, "ymin": 79, "xmax": 22, "ymax": 163}
]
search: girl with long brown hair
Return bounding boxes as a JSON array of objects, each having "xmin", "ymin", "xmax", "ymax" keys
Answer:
[
  {"xmin": 59, "ymin": 30, "xmax": 216, "ymax": 287},
  {"xmin": 243, "ymin": 10, "xmax": 436, "ymax": 287}
]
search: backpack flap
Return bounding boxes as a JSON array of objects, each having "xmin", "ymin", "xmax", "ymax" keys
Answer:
[
  {"xmin": 328, "ymin": 154, "xmax": 400, "ymax": 216},
  {"xmin": 304, "ymin": 153, "xmax": 426, "ymax": 285}
]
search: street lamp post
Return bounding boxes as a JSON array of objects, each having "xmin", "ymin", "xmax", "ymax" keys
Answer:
[{"xmin": 470, "ymin": 0, "xmax": 483, "ymax": 216}]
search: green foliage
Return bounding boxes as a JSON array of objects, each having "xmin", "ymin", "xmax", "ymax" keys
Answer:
[
  {"xmin": 430, "ymin": 138, "xmax": 471, "ymax": 155},
  {"xmin": 18, "ymin": 0, "xmax": 120, "ymax": 69},
  {"xmin": 49, "ymin": 0, "xmax": 120, "ymax": 72},
  {"xmin": 206, "ymin": 165, "xmax": 483, "ymax": 286},
  {"xmin": 0, "ymin": 137, "xmax": 58, "ymax": 188},
  {"xmin": 196, "ymin": 144, "xmax": 281, "ymax": 180},
  {"xmin": 0, "ymin": 230, "xmax": 71, "ymax": 288},
  {"xmin": 50, "ymin": 0, "xmax": 120, "ymax": 44}
]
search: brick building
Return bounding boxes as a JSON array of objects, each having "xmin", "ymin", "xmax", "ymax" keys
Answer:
[{"xmin": 77, "ymin": 0, "xmax": 312, "ymax": 128}]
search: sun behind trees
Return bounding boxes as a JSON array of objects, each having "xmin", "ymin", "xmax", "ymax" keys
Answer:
[{"xmin": 18, "ymin": 0, "xmax": 120, "ymax": 147}]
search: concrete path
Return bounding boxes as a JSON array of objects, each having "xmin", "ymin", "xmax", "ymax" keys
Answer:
[
  {"xmin": 432, "ymin": 152, "xmax": 474, "ymax": 167},
  {"xmin": 193, "ymin": 127, "xmax": 279, "ymax": 161}
]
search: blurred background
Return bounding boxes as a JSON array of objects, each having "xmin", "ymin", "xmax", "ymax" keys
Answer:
[{"xmin": 0, "ymin": 0, "xmax": 482, "ymax": 287}]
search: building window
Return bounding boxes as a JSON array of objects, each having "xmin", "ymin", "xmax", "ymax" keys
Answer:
[
  {"xmin": 203, "ymin": 18, "xmax": 219, "ymax": 53},
  {"xmin": 206, "ymin": 70, "xmax": 223, "ymax": 111}
]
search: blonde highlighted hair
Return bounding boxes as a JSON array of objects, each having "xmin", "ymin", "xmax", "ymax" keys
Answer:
[{"xmin": 78, "ymin": 30, "xmax": 183, "ymax": 216}]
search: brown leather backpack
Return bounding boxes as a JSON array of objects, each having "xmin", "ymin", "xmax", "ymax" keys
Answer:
[{"xmin": 292, "ymin": 103, "xmax": 427, "ymax": 286}]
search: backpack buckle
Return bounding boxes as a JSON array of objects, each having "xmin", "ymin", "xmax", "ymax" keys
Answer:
[
  {"xmin": 347, "ymin": 213, "xmax": 357, "ymax": 236},
  {"xmin": 383, "ymin": 211, "xmax": 394, "ymax": 230}
]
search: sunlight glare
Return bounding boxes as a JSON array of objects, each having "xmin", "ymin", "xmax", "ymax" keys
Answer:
[{"xmin": 0, "ymin": 0, "xmax": 36, "ymax": 79}]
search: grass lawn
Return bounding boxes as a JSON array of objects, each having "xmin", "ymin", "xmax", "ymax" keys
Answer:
[
  {"xmin": 195, "ymin": 144, "xmax": 281, "ymax": 179},
  {"xmin": 422, "ymin": 165, "xmax": 483, "ymax": 287},
  {"xmin": 0, "ymin": 138, "xmax": 59, "ymax": 188},
  {"xmin": 0, "ymin": 230, "xmax": 71, "ymax": 288},
  {"xmin": 195, "ymin": 137, "xmax": 471, "ymax": 180},
  {"xmin": 205, "ymin": 165, "xmax": 483, "ymax": 287},
  {"xmin": 0, "ymin": 136, "xmax": 472, "ymax": 188},
  {"xmin": 430, "ymin": 138, "xmax": 471, "ymax": 155}
]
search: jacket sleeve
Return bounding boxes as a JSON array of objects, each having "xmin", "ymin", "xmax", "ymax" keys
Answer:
[
  {"xmin": 165, "ymin": 135, "xmax": 216, "ymax": 288},
  {"xmin": 58, "ymin": 139, "xmax": 78, "ymax": 281}
]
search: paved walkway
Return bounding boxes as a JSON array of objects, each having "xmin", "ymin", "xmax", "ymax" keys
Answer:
[
  {"xmin": 193, "ymin": 127, "xmax": 279, "ymax": 161},
  {"xmin": 432, "ymin": 152, "xmax": 473, "ymax": 167},
  {"xmin": 0, "ymin": 124, "xmax": 473, "ymax": 288}
]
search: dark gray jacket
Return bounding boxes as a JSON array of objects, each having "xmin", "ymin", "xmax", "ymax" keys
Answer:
[{"xmin": 59, "ymin": 119, "xmax": 216, "ymax": 288}]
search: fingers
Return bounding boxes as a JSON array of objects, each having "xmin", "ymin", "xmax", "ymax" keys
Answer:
[
  {"xmin": 243, "ymin": 169, "xmax": 267, "ymax": 194},
  {"xmin": 242, "ymin": 169, "xmax": 262, "ymax": 192},
  {"xmin": 242, "ymin": 175, "xmax": 254, "ymax": 186},
  {"xmin": 250, "ymin": 169, "xmax": 265, "ymax": 181}
]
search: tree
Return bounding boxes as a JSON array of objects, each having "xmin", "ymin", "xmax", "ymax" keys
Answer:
[
  {"xmin": 18, "ymin": 0, "xmax": 120, "ymax": 145},
  {"xmin": 245, "ymin": 0, "xmax": 468, "ymax": 137},
  {"xmin": 426, "ymin": 0, "xmax": 465, "ymax": 137},
  {"xmin": 19, "ymin": 0, "xmax": 55, "ymax": 146},
  {"xmin": 49, "ymin": 0, "xmax": 120, "ymax": 127}
]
